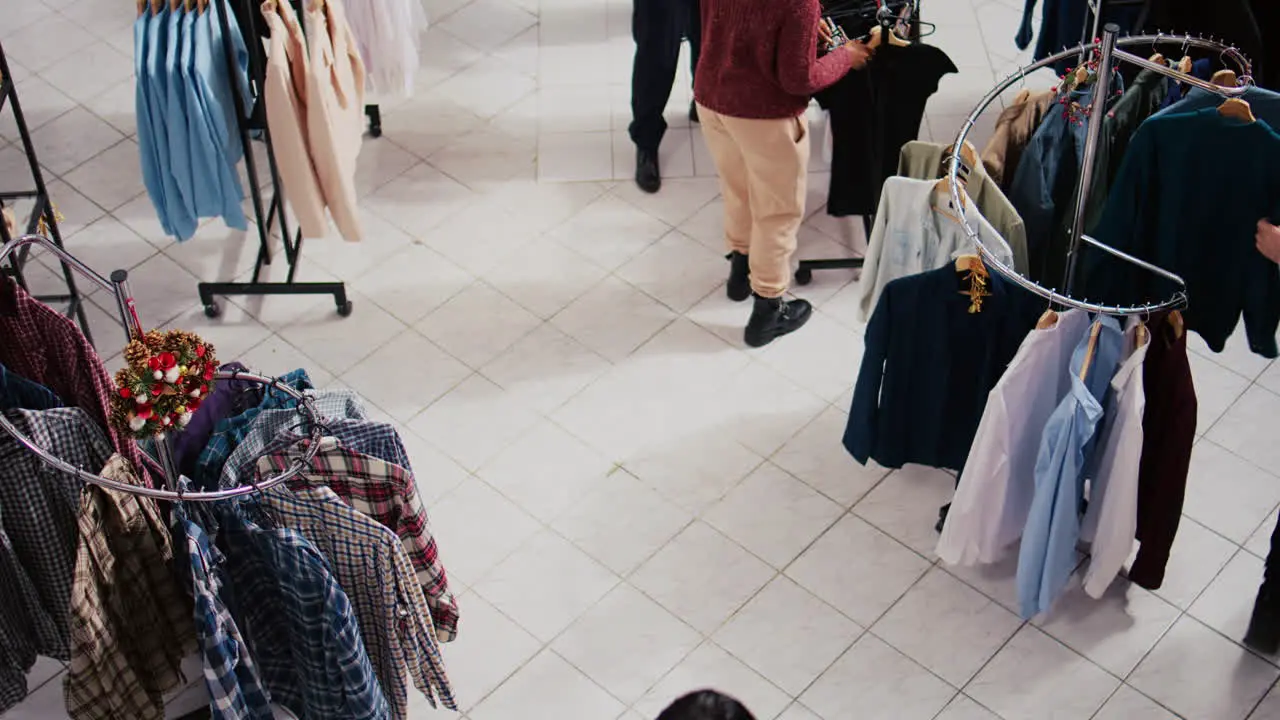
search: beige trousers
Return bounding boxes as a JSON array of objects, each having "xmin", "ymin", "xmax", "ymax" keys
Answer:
[{"xmin": 696, "ymin": 103, "xmax": 810, "ymax": 299}]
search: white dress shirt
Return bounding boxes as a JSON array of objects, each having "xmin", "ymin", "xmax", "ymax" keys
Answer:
[
  {"xmin": 856, "ymin": 176, "xmax": 1015, "ymax": 323},
  {"xmin": 936, "ymin": 309, "xmax": 1091, "ymax": 566},
  {"xmin": 1079, "ymin": 318, "xmax": 1150, "ymax": 598}
]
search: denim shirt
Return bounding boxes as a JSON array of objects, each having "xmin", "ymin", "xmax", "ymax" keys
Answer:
[
  {"xmin": 1016, "ymin": 316, "xmax": 1123, "ymax": 619},
  {"xmin": 134, "ymin": 14, "xmax": 172, "ymax": 238},
  {"xmin": 1008, "ymin": 76, "xmax": 1123, "ymax": 282},
  {"xmin": 165, "ymin": 8, "xmax": 198, "ymax": 237}
]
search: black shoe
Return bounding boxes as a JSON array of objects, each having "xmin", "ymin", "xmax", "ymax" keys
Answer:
[
  {"xmin": 745, "ymin": 294, "xmax": 813, "ymax": 348},
  {"xmin": 726, "ymin": 252, "xmax": 750, "ymax": 302},
  {"xmin": 935, "ymin": 503, "xmax": 951, "ymax": 533},
  {"xmin": 1245, "ymin": 587, "xmax": 1280, "ymax": 654},
  {"xmin": 636, "ymin": 149, "xmax": 661, "ymax": 194},
  {"xmin": 689, "ymin": 102, "xmax": 699, "ymax": 123}
]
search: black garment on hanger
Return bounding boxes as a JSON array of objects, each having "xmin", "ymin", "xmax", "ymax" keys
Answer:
[
  {"xmin": 1142, "ymin": 0, "xmax": 1266, "ymax": 85},
  {"xmin": 815, "ymin": 42, "xmax": 956, "ymax": 217}
]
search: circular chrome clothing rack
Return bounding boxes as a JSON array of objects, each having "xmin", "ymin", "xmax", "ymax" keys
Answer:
[
  {"xmin": 0, "ymin": 234, "xmax": 326, "ymax": 501},
  {"xmin": 945, "ymin": 28, "xmax": 1255, "ymax": 316}
]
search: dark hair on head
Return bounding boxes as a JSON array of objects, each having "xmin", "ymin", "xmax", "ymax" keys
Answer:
[{"xmin": 655, "ymin": 690, "xmax": 756, "ymax": 720}]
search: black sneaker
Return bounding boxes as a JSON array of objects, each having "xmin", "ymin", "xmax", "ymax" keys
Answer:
[
  {"xmin": 1245, "ymin": 586, "xmax": 1280, "ymax": 655},
  {"xmin": 744, "ymin": 293, "xmax": 813, "ymax": 348},
  {"xmin": 636, "ymin": 149, "xmax": 661, "ymax": 194},
  {"xmin": 689, "ymin": 102, "xmax": 699, "ymax": 123},
  {"xmin": 726, "ymin": 252, "xmax": 750, "ymax": 302}
]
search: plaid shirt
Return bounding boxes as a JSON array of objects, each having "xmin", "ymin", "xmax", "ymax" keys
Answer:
[
  {"xmin": 218, "ymin": 390, "xmax": 367, "ymax": 490},
  {"xmin": 0, "ymin": 408, "xmax": 112, "ymax": 712},
  {"xmin": 66, "ymin": 455, "xmax": 197, "ymax": 720},
  {"xmin": 260, "ymin": 419, "xmax": 414, "ymax": 479},
  {"xmin": 261, "ymin": 483, "xmax": 456, "ymax": 717},
  {"xmin": 220, "ymin": 505, "xmax": 392, "ymax": 720},
  {"xmin": 0, "ymin": 279, "xmax": 149, "ymax": 483},
  {"xmin": 257, "ymin": 441, "xmax": 458, "ymax": 642},
  {"xmin": 174, "ymin": 498, "xmax": 274, "ymax": 720},
  {"xmin": 192, "ymin": 369, "xmax": 313, "ymax": 490}
]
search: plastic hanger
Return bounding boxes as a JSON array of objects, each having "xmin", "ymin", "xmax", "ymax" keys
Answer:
[{"xmin": 1219, "ymin": 97, "xmax": 1256, "ymax": 122}]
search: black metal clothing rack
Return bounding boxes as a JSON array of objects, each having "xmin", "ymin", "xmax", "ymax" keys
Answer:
[
  {"xmin": 796, "ymin": 0, "xmax": 923, "ymax": 286},
  {"xmin": 199, "ymin": 0, "xmax": 352, "ymax": 319},
  {"xmin": 0, "ymin": 41, "xmax": 93, "ymax": 344}
]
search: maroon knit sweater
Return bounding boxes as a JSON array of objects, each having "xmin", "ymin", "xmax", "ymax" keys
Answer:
[{"xmin": 694, "ymin": 0, "xmax": 855, "ymax": 119}]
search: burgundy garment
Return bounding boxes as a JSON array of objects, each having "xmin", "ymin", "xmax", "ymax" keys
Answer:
[
  {"xmin": 694, "ymin": 0, "xmax": 853, "ymax": 120},
  {"xmin": 1128, "ymin": 312, "xmax": 1197, "ymax": 590},
  {"xmin": 171, "ymin": 362, "xmax": 260, "ymax": 480},
  {"xmin": 0, "ymin": 278, "xmax": 149, "ymax": 481}
]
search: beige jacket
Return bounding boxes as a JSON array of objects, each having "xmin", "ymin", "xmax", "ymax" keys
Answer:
[
  {"xmin": 305, "ymin": 0, "xmax": 366, "ymax": 242},
  {"xmin": 980, "ymin": 88, "xmax": 1056, "ymax": 191},
  {"xmin": 262, "ymin": 0, "xmax": 329, "ymax": 239}
]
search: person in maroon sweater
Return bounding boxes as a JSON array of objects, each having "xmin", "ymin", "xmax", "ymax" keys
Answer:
[{"xmin": 694, "ymin": 0, "xmax": 871, "ymax": 347}]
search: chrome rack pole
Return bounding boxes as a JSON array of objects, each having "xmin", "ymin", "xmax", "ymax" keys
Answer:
[
  {"xmin": 110, "ymin": 269, "xmax": 181, "ymax": 490},
  {"xmin": 1062, "ymin": 23, "xmax": 1119, "ymax": 297}
]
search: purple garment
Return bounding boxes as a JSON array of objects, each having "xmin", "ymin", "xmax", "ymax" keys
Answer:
[{"xmin": 172, "ymin": 362, "xmax": 261, "ymax": 479}]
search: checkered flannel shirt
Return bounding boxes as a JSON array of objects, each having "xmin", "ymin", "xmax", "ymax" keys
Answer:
[
  {"xmin": 0, "ymin": 279, "xmax": 149, "ymax": 482},
  {"xmin": 0, "ymin": 408, "xmax": 113, "ymax": 712},
  {"xmin": 260, "ymin": 419, "xmax": 414, "ymax": 480},
  {"xmin": 175, "ymin": 496, "xmax": 274, "ymax": 720},
  {"xmin": 261, "ymin": 483, "xmax": 456, "ymax": 717},
  {"xmin": 257, "ymin": 440, "xmax": 459, "ymax": 643},
  {"xmin": 192, "ymin": 369, "xmax": 314, "ymax": 490},
  {"xmin": 65, "ymin": 455, "xmax": 197, "ymax": 720},
  {"xmin": 219, "ymin": 505, "xmax": 392, "ymax": 720},
  {"xmin": 218, "ymin": 390, "xmax": 368, "ymax": 490}
]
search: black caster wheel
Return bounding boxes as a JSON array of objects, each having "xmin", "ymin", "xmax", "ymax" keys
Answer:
[
  {"xmin": 368, "ymin": 124, "xmax": 383, "ymax": 138},
  {"xmin": 203, "ymin": 303, "xmax": 221, "ymax": 318},
  {"xmin": 795, "ymin": 267, "xmax": 813, "ymax": 285},
  {"xmin": 337, "ymin": 300, "xmax": 354, "ymax": 317}
]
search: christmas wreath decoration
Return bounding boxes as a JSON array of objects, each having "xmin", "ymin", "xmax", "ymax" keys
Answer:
[{"xmin": 110, "ymin": 330, "xmax": 218, "ymax": 439}]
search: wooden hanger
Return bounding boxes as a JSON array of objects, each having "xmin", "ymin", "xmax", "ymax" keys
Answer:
[
  {"xmin": 1169, "ymin": 310, "xmax": 1184, "ymax": 339},
  {"xmin": 1177, "ymin": 56, "xmax": 1193, "ymax": 74},
  {"xmin": 1078, "ymin": 320, "xmax": 1103, "ymax": 381},
  {"xmin": 931, "ymin": 176, "xmax": 967, "ymax": 223},
  {"xmin": 943, "ymin": 140, "xmax": 979, "ymax": 174},
  {"xmin": 137, "ymin": 0, "xmax": 146, "ymax": 16},
  {"xmin": 1012, "ymin": 87, "xmax": 1031, "ymax": 105},
  {"xmin": 1211, "ymin": 69, "xmax": 1238, "ymax": 87},
  {"xmin": 1149, "ymin": 52, "xmax": 1165, "ymax": 65},
  {"xmin": 1036, "ymin": 310, "xmax": 1059, "ymax": 329},
  {"xmin": 868, "ymin": 25, "xmax": 909, "ymax": 49},
  {"xmin": 262, "ymin": 0, "xmax": 278, "ymax": 13},
  {"xmin": 150, "ymin": 0, "xmax": 165, "ymax": 14},
  {"xmin": 1219, "ymin": 97, "xmax": 1256, "ymax": 122},
  {"xmin": 1136, "ymin": 319, "xmax": 1148, "ymax": 348}
]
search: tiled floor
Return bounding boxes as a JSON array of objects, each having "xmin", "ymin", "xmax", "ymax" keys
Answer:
[{"xmin": 2, "ymin": 0, "xmax": 1279, "ymax": 718}]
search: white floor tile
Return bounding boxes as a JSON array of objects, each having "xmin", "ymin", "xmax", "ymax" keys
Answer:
[
  {"xmin": 342, "ymin": 330, "xmax": 471, "ymax": 422},
  {"xmin": 1034, "ymin": 577, "xmax": 1181, "ymax": 677},
  {"xmin": 703, "ymin": 462, "xmax": 843, "ymax": 570},
  {"xmin": 429, "ymin": 477, "xmax": 542, "ymax": 586},
  {"xmin": 553, "ymin": 468, "xmax": 692, "ymax": 575},
  {"xmin": 473, "ymin": 529, "xmax": 619, "ymax": 642},
  {"xmin": 631, "ymin": 522, "xmax": 774, "ymax": 634},
  {"xmin": 480, "ymin": 323, "xmax": 612, "ymax": 415},
  {"xmin": 633, "ymin": 642, "xmax": 791, "ymax": 720},
  {"xmin": 1185, "ymin": 440, "xmax": 1280, "ymax": 545},
  {"xmin": 1188, "ymin": 551, "xmax": 1267, "ymax": 657},
  {"xmin": 853, "ymin": 465, "xmax": 957, "ymax": 558},
  {"xmin": 786, "ymin": 514, "xmax": 931, "ymax": 627},
  {"xmin": 873, "ymin": 567, "xmax": 1022, "ymax": 687},
  {"xmin": 1092, "ymin": 685, "xmax": 1180, "ymax": 720},
  {"xmin": 772, "ymin": 406, "xmax": 889, "ymax": 508},
  {"xmin": 407, "ymin": 374, "xmax": 542, "ymax": 471},
  {"xmin": 1129, "ymin": 616, "xmax": 1279, "ymax": 720},
  {"xmin": 552, "ymin": 583, "xmax": 701, "ymax": 704},
  {"xmin": 430, "ymin": 594, "xmax": 541, "ymax": 712},
  {"xmin": 415, "ymin": 281, "xmax": 542, "ymax": 368},
  {"xmin": 935, "ymin": 694, "xmax": 1001, "ymax": 720},
  {"xmin": 800, "ymin": 634, "xmax": 956, "ymax": 720},
  {"xmin": 469, "ymin": 649, "xmax": 625, "ymax": 720},
  {"xmin": 479, "ymin": 421, "xmax": 614, "ymax": 523},
  {"xmin": 967, "ymin": 626, "xmax": 1120, "ymax": 720},
  {"xmin": 537, "ymin": 131, "xmax": 614, "ymax": 182},
  {"xmin": 713, "ymin": 576, "xmax": 862, "ymax": 696}
]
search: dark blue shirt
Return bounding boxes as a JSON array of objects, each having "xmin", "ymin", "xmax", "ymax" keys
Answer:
[{"xmin": 0, "ymin": 363, "xmax": 61, "ymax": 411}]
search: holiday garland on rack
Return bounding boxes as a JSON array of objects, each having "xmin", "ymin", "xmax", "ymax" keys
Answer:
[{"xmin": 110, "ymin": 330, "xmax": 218, "ymax": 439}]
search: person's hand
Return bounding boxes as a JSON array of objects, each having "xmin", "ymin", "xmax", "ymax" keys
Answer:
[
  {"xmin": 818, "ymin": 19, "xmax": 833, "ymax": 45},
  {"xmin": 1258, "ymin": 219, "xmax": 1280, "ymax": 264},
  {"xmin": 846, "ymin": 40, "xmax": 873, "ymax": 69}
]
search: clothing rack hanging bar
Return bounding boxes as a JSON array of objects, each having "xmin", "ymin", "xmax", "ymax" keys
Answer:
[
  {"xmin": 946, "ymin": 30, "xmax": 1252, "ymax": 315},
  {"xmin": 0, "ymin": 233, "xmax": 328, "ymax": 500},
  {"xmin": 196, "ymin": 0, "xmax": 352, "ymax": 320}
]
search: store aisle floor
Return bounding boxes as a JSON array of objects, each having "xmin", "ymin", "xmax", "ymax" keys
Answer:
[{"xmin": 3, "ymin": 0, "xmax": 1280, "ymax": 718}]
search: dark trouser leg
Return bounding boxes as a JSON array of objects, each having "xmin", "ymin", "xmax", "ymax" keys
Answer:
[
  {"xmin": 1245, "ymin": 510, "xmax": 1280, "ymax": 653},
  {"xmin": 685, "ymin": 0, "xmax": 701, "ymax": 78},
  {"xmin": 629, "ymin": 0, "xmax": 687, "ymax": 152}
]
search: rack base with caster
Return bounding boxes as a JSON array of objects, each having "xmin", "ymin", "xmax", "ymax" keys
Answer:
[
  {"xmin": 365, "ymin": 104, "xmax": 382, "ymax": 138},
  {"xmin": 198, "ymin": 281, "xmax": 352, "ymax": 319}
]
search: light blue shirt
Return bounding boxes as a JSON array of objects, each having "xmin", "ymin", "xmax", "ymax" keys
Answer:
[
  {"xmin": 134, "ymin": 14, "xmax": 173, "ymax": 237},
  {"xmin": 1017, "ymin": 315, "xmax": 1123, "ymax": 619},
  {"xmin": 165, "ymin": 7, "xmax": 198, "ymax": 239},
  {"xmin": 195, "ymin": 0, "xmax": 250, "ymax": 230},
  {"xmin": 145, "ymin": 8, "xmax": 198, "ymax": 240}
]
